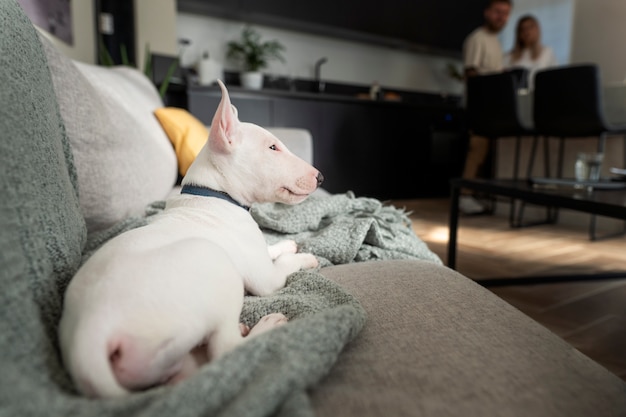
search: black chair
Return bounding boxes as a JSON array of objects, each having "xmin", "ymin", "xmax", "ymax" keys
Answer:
[
  {"xmin": 466, "ymin": 69, "xmax": 543, "ymax": 227},
  {"xmin": 533, "ymin": 63, "xmax": 626, "ymax": 240}
]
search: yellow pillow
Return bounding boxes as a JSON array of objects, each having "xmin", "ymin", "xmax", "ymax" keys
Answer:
[{"xmin": 154, "ymin": 107, "xmax": 208, "ymax": 176}]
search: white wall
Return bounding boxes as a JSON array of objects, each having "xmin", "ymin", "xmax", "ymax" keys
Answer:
[
  {"xmin": 135, "ymin": 0, "xmax": 178, "ymax": 71},
  {"xmin": 34, "ymin": 0, "xmax": 179, "ymax": 68},
  {"xmin": 571, "ymin": 0, "xmax": 626, "ymax": 84}
]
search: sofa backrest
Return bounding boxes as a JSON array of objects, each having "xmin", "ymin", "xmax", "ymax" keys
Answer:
[{"xmin": 39, "ymin": 34, "xmax": 178, "ymax": 233}]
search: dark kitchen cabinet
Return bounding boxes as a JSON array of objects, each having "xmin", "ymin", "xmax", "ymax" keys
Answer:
[{"xmin": 317, "ymin": 102, "xmax": 385, "ymax": 198}]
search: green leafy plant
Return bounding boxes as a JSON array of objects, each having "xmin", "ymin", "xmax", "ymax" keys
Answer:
[
  {"xmin": 226, "ymin": 26, "xmax": 286, "ymax": 72},
  {"xmin": 98, "ymin": 37, "xmax": 178, "ymax": 98},
  {"xmin": 446, "ymin": 62, "xmax": 464, "ymax": 82},
  {"xmin": 97, "ymin": 36, "xmax": 116, "ymax": 67}
]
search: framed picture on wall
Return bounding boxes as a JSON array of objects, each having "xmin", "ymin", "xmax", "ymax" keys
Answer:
[{"xmin": 18, "ymin": 0, "xmax": 73, "ymax": 45}]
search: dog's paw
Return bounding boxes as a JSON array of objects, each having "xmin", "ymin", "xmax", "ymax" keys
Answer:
[
  {"xmin": 239, "ymin": 322, "xmax": 251, "ymax": 337},
  {"xmin": 247, "ymin": 313, "xmax": 288, "ymax": 337},
  {"xmin": 267, "ymin": 240, "xmax": 298, "ymax": 259},
  {"xmin": 297, "ymin": 253, "xmax": 319, "ymax": 270}
]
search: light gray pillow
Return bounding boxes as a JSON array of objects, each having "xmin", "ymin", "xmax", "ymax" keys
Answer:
[{"xmin": 39, "ymin": 34, "xmax": 177, "ymax": 232}]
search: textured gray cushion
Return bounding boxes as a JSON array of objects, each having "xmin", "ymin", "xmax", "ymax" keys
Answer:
[
  {"xmin": 313, "ymin": 260, "xmax": 626, "ymax": 416},
  {"xmin": 0, "ymin": 0, "xmax": 86, "ymax": 403},
  {"xmin": 39, "ymin": 34, "xmax": 177, "ymax": 232}
]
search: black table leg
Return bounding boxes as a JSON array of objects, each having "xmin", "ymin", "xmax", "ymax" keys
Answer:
[{"xmin": 447, "ymin": 183, "xmax": 460, "ymax": 269}]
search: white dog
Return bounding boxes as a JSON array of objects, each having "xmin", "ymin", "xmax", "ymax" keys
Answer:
[{"xmin": 58, "ymin": 80, "xmax": 323, "ymax": 398}]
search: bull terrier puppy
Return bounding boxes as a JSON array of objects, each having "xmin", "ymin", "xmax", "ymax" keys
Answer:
[{"xmin": 59, "ymin": 80, "xmax": 323, "ymax": 398}]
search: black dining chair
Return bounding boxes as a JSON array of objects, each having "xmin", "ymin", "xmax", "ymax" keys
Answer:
[
  {"xmin": 533, "ymin": 63, "xmax": 626, "ymax": 240},
  {"xmin": 465, "ymin": 69, "xmax": 544, "ymax": 227}
]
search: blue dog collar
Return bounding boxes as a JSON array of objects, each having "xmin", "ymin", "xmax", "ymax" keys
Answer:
[{"xmin": 180, "ymin": 185, "xmax": 250, "ymax": 211}]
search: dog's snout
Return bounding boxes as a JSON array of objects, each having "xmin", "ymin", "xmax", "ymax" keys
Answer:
[{"xmin": 316, "ymin": 172, "xmax": 324, "ymax": 186}]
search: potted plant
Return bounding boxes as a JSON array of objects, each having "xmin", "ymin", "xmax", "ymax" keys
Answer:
[
  {"xmin": 226, "ymin": 26, "xmax": 286, "ymax": 89},
  {"xmin": 98, "ymin": 39, "xmax": 179, "ymax": 99}
]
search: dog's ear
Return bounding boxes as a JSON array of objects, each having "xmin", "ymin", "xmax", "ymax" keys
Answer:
[{"xmin": 209, "ymin": 80, "xmax": 240, "ymax": 153}]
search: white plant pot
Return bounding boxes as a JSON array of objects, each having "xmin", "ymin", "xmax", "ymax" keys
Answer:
[{"xmin": 240, "ymin": 71, "xmax": 263, "ymax": 90}]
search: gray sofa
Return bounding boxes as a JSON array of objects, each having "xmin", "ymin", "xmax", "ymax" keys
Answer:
[{"xmin": 1, "ymin": 1, "xmax": 625, "ymax": 416}]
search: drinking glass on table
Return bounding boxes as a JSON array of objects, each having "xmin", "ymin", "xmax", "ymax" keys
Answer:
[{"xmin": 575, "ymin": 152, "xmax": 604, "ymax": 189}]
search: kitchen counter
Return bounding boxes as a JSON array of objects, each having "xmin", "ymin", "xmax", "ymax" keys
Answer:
[{"xmin": 188, "ymin": 81, "xmax": 462, "ymax": 110}]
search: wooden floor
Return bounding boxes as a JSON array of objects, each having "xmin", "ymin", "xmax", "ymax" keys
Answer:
[{"xmin": 389, "ymin": 197, "xmax": 626, "ymax": 381}]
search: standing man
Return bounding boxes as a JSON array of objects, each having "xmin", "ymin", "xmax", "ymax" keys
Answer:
[{"xmin": 459, "ymin": 0, "xmax": 513, "ymax": 214}]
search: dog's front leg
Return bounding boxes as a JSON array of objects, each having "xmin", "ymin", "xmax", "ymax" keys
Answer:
[
  {"xmin": 272, "ymin": 252, "xmax": 319, "ymax": 276},
  {"xmin": 268, "ymin": 241, "xmax": 319, "ymax": 282},
  {"xmin": 267, "ymin": 239, "xmax": 298, "ymax": 260},
  {"xmin": 245, "ymin": 251, "xmax": 319, "ymax": 296}
]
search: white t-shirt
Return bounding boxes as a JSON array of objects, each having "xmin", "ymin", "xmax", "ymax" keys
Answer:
[
  {"xmin": 463, "ymin": 26, "xmax": 504, "ymax": 75},
  {"xmin": 504, "ymin": 46, "xmax": 558, "ymax": 89}
]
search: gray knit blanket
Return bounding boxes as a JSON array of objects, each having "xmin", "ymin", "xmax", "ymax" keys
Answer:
[{"xmin": 251, "ymin": 191, "xmax": 443, "ymax": 267}]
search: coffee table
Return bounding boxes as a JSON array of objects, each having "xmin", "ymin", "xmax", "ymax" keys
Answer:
[{"xmin": 447, "ymin": 178, "xmax": 626, "ymax": 285}]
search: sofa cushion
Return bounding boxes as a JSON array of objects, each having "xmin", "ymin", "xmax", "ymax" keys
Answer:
[
  {"xmin": 313, "ymin": 260, "xmax": 626, "ymax": 416},
  {"xmin": 0, "ymin": 0, "xmax": 86, "ymax": 401},
  {"xmin": 39, "ymin": 34, "xmax": 178, "ymax": 232},
  {"xmin": 154, "ymin": 107, "xmax": 208, "ymax": 176}
]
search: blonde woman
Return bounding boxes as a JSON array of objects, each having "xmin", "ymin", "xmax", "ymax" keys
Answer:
[{"xmin": 505, "ymin": 15, "xmax": 558, "ymax": 89}]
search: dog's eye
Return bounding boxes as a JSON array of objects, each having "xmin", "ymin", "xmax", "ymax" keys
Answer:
[{"xmin": 269, "ymin": 144, "xmax": 277, "ymax": 151}]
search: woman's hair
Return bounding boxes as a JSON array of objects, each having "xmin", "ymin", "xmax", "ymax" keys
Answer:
[{"xmin": 510, "ymin": 14, "xmax": 542, "ymax": 62}]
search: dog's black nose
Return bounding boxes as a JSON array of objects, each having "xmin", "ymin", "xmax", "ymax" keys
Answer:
[{"xmin": 316, "ymin": 172, "xmax": 324, "ymax": 186}]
